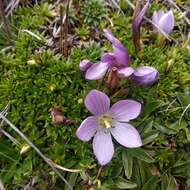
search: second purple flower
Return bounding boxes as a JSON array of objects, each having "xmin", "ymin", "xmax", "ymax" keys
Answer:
[{"xmin": 84, "ymin": 29, "xmax": 134, "ymax": 80}]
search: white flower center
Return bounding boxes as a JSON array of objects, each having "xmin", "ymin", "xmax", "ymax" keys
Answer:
[{"xmin": 98, "ymin": 114, "xmax": 112, "ymax": 129}]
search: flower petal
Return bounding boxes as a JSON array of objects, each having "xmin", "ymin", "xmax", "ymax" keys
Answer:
[
  {"xmin": 103, "ymin": 29, "xmax": 129, "ymax": 66},
  {"xmin": 152, "ymin": 11, "xmax": 159, "ymax": 26},
  {"xmin": 111, "ymin": 122, "xmax": 142, "ymax": 148},
  {"xmin": 113, "ymin": 45, "xmax": 130, "ymax": 67},
  {"xmin": 131, "ymin": 66, "xmax": 159, "ymax": 86},
  {"xmin": 85, "ymin": 62, "xmax": 109, "ymax": 80},
  {"xmin": 85, "ymin": 89, "xmax": 110, "ymax": 115},
  {"xmin": 133, "ymin": 0, "xmax": 151, "ymax": 27},
  {"xmin": 110, "ymin": 100, "xmax": 141, "ymax": 122},
  {"xmin": 103, "ymin": 29, "xmax": 125, "ymax": 50},
  {"xmin": 93, "ymin": 130, "xmax": 114, "ymax": 165},
  {"xmin": 152, "ymin": 10, "xmax": 164, "ymax": 26},
  {"xmin": 76, "ymin": 116, "xmax": 98, "ymax": 141},
  {"xmin": 117, "ymin": 67, "xmax": 134, "ymax": 77},
  {"xmin": 79, "ymin": 59, "xmax": 92, "ymax": 72},
  {"xmin": 158, "ymin": 10, "xmax": 174, "ymax": 34},
  {"xmin": 101, "ymin": 52, "xmax": 115, "ymax": 62},
  {"xmin": 157, "ymin": 10, "xmax": 164, "ymax": 20}
]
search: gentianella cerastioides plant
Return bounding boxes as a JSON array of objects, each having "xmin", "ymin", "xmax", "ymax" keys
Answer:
[{"xmin": 76, "ymin": 89, "xmax": 142, "ymax": 166}]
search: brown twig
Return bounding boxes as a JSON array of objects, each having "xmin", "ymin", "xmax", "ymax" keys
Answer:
[
  {"xmin": 63, "ymin": 0, "xmax": 69, "ymax": 57},
  {"xmin": 0, "ymin": 0, "xmax": 13, "ymax": 45},
  {"xmin": 59, "ymin": 4, "xmax": 64, "ymax": 54},
  {"xmin": 59, "ymin": 0, "xmax": 69, "ymax": 57}
]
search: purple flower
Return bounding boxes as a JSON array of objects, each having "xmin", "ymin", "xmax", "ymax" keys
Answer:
[
  {"xmin": 85, "ymin": 29, "xmax": 134, "ymax": 80},
  {"xmin": 76, "ymin": 90, "xmax": 142, "ymax": 165},
  {"xmin": 152, "ymin": 10, "xmax": 174, "ymax": 34},
  {"xmin": 103, "ymin": 29, "xmax": 130, "ymax": 67},
  {"xmin": 131, "ymin": 66, "xmax": 159, "ymax": 86},
  {"xmin": 80, "ymin": 59, "xmax": 93, "ymax": 72}
]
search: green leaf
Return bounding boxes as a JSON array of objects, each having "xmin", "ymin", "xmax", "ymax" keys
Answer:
[
  {"xmin": 177, "ymin": 92, "xmax": 190, "ymax": 106},
  {"xmin": 141, "ymin": 176, "xmax": 158, "ymax": 190},
  {"xmin": 115, "ymin": 177, "xmax": 137, "ymax": 189},
  {"xmin": 0, "ymin": 139, "xmax": 19, "ymax": 162},
  {"xmin": 132, "ymin": 159, "xmax": 141, "ymax": 187},
  {"xmin": 161, "ymin": 175, "xmax": 178, "ymax": 190},
  {"xmin": 122, "ymin": 151, "xmax": 133, "ymax": 179},
  {"xmin": 143, "ymin": 100, "xmax": 164, "ymax": 115},
  {"xmin": 65, "ymin": 173, "xmax": 78, "ymax": 190},
  {"xmin": 127, "ymin": 148, "xmax": 155, "ymax": 163},
  {"xmin": 171, "ymin": 161, "xmax": 190, "ymax": 176},
  {"xmin": 138, "ymin": 161, "xmax": 150, "ymax": 185},
  {"xmin": 185, "ymin": 128, "xmax": 190, "ymax": 142},
  {"xmin": 101, "ymin": 182, "xmax": 117, "ymax": 190},
  {"xmin": 166, "ymin": 176, "xmax": 178, "ymax": 190},
  {"xmin": 111, "ymin": 161, "xmax": 123, "ymax": 178},
  {"xmin": 1, "ymin": 161, "xmax": 18, "ymax": 183},
  {"xmin": 154, "ymin": 122, "xmax": 177, "ymax": 135},
  {"xmin": 142, "ymin": 131, "xmax": 159, "ymax": 145}
]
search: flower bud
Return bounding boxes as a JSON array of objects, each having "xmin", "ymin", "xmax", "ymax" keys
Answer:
[
  {"xmin": 132, "ymin": 0, "xmax": 151, "ymax": 54},
  {"xmin": 152, "ymin": 10, "xmax": 174, "ymax": 34},
  {"xmin": 131, "ymin": 66, "xmax": 159, "ymax": 86},
  {"xmin": 107, "ymin": 67, "xmax": 118, "ymax": 89},
  {"xmin": 20, "ymin": 144, "xmax": 30, "ymax": 154}
]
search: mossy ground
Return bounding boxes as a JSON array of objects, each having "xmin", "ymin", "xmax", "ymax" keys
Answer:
[{"xmin": 0, "ymin": 0, "xmax": 190, "ymax": 189}]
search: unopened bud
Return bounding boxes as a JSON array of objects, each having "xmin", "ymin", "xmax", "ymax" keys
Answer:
[
  {"xmin": 50, "ymin": 107, "xmax": 76, "ymax": 125},
  {"xmin": 107, "ymin": 67, "xmax": 118, "ymax": 89},
  {"xmin": 20, "ymin": 144, "xmax": 30, "ymax": 154},
  {"xmin": 165, "ymin": 59, "xmax": 174, "ymax": 73},
  {"xmin": 27, "ymin": 59, "xmax": 37, "ymax": 65}
]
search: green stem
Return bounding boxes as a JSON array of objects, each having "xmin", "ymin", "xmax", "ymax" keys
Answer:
[{"xmin": 157, "ymin": 33, "xmax": 165, "ymax": 47}]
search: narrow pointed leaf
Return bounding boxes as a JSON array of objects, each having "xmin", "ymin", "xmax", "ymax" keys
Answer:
[
  {"xmin": 141, "ymin": 176, "xmax": 158, "ymax": 190},
  {"xmin": 115, "ymin": 177, "xmax": 137, "ymax": 189},
  {"xmin": 127, "ymin": 148, "xmax": 155, "ymax": 163},
  {"xmin": 122, "ymin": 151, "xmax": 133, "ymax": 179}
]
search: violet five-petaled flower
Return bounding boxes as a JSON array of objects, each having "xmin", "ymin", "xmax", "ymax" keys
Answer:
[
  {"xmin": 152, "ymin": 10, "xmax": 174, "ymax": 34},
  {"xmin": 85, "ymin": 29, "xmax": 134, "ymax": 80},
  {"xmin": 76, "ymin": 90, "xmax": 142, "ymax": 166},
  {"xmin": 131, "ymin": 66, "xmax": 159, "ymax": 86}
]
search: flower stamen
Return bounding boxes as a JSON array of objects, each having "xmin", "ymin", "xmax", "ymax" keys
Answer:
[{"xmin": 98, "ymin": 114, "xmax": 112, "ymax": 129}]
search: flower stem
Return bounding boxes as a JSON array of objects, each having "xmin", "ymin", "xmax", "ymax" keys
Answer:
[
  {"xmin": 96, "ymin": 166, "xmax": 103, "ymax": 180},
  {"xmin": 157, "ymin": 33, "xmax": 165, "ymax": 47}
]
